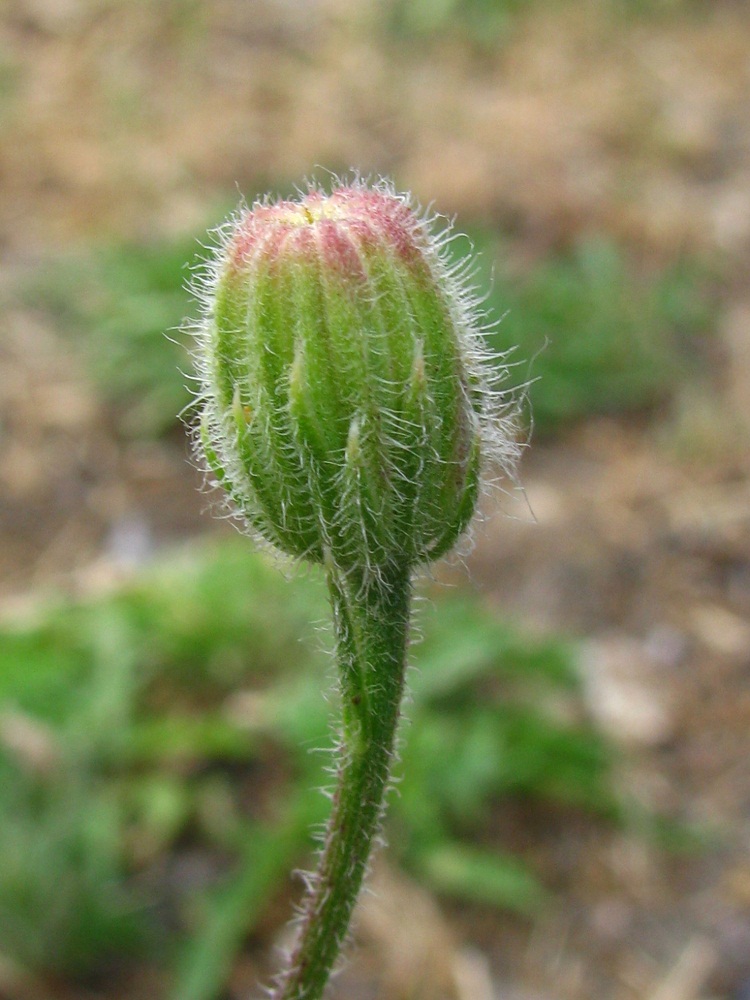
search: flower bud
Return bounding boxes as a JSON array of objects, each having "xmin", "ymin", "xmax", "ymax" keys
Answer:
[{"xmin": 193, "ymin": 181, "xmax": 517, "ymax": 575}]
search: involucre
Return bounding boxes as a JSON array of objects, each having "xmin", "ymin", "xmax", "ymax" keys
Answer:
[{"xmin": 193, "ymin": 180, "xmax": 518, "ymax": 578}]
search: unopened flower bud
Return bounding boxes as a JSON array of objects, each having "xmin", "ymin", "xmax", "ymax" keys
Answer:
[{"xmin": 193, "ymin": 180, "xmax": 517, "ymax": 575}]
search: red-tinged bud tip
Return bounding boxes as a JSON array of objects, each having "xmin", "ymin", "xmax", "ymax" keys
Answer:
[{"xmin": 226, "ymin": 187, "xmax": 424, "ymax": 280}]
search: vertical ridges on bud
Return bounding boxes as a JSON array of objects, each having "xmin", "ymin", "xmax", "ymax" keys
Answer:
[{"xmin": 192, "ymin": 177, "xmax": 518, "ymax": 577}]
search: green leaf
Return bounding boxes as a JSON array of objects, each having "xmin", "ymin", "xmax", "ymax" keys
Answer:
[{"xmin": 416, "ymin": 843, "xmax": 547, "ymax": 914}]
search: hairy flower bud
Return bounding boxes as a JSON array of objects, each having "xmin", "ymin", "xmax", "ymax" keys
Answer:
[{"xmin": 193, "ymin": 180, "xmax": 517, "ymax": 575}]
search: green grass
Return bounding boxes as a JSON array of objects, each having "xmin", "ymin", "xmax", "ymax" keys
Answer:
[
  {"xmin": 385, "ymin": 0, "xmax": 706, "ymax": 44},
  {"xmin": 448, "ymin": 231, "xmax": 714, "ymax": 434},
  {"xmin": 0, "ymin": 756, "xmax": 150, "ymax": 979},
  {"xmin": 0, "ymin": 538, "xmax": 616, "ymax": 994},
  {"xmin": 386, "ymin": 0, "xmax": 525, "ymax": 42},
  {"xmin": 28, "ymin": 238, "xmax": 200, "ymax": 439}
]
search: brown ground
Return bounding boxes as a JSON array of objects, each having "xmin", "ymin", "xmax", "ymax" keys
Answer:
[{"xmin": 1, "ymin": 1, "xmax": 750, "ymax": 998}]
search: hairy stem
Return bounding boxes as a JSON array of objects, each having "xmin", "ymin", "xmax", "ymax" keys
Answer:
[{"xmin": 271, "ymin": 561, "xmax": 412, "ymax": 1000}]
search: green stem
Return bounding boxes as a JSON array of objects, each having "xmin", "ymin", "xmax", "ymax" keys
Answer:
[{"xmin": 271, "ymin": 561, "xmax": 412, "ymax": 1000}]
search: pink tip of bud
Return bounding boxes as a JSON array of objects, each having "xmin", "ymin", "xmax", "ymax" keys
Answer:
[{"xmin": 225, "ymin": 186, "xmax": 425, "ymax": 280}]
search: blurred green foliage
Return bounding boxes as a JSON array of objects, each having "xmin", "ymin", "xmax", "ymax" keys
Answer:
[
  {"xmin": 29, "ymin": 238, "xmax": 199, "ymax": 439},
  {"xmin": 447, "ymin": 231, "xmax": 714, "ymax": 433},
  {"xmin": 0, "ymin": 48, "xmax": 20, "ymax": 126},
  {"xmin": 0, "ymin": 756, "xmax": 148, "ymax": 979},
  {"xmin": 0, "ymin": 539, "xmax": 614, "ymax": 996},
  {"xmin": 386, "ymin": 0, "xmax": 703, "ymax": 44},
  {"xmin": 386, "ymin": 0, "xmax": 524, "ymax": 42}
]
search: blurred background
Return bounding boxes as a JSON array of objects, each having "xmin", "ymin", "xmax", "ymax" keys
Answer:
[{"xmin": 1, "ymin": 1, "xmax": 749, "ymax": 998}]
